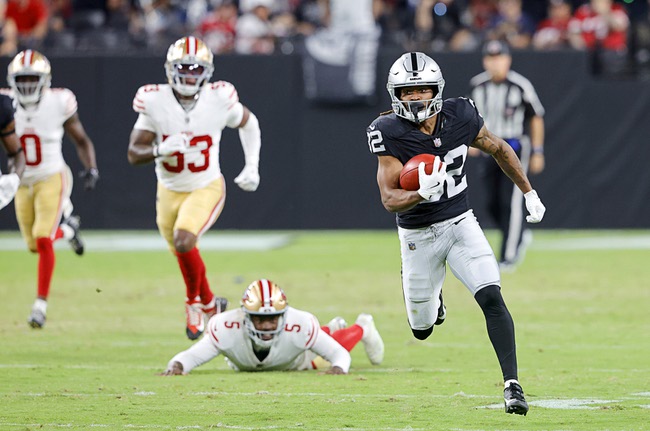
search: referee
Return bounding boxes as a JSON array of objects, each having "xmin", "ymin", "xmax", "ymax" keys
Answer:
[{"xmin": 469, "ymin": 40, "xmax": 545, "ymax": 271}]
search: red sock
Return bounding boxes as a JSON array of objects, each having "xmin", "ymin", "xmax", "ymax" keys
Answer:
[
  {"xmin": 321, "ymin": 326, "xmax": 331, "ymax": 335},
  {"xmin": 176, "ymin": 248, "xmax": 207, "ymax": 303},
  {"xmin": 54, "ymin": 227, "xmax": 64, "ymax": 241},
  {"xmin": 200, "ymin": 276, "xmax": 214, "ymax": 306},
  {"xmin": 330, "ymin": 324, "xmax": 364, "ymax": 352},
  {"xmin": 36, "ymin": 237, "xmax": 55, "ymax": 299}
]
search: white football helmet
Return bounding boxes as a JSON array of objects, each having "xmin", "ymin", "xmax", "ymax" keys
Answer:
[
  {"xmin": 241, "ymin": 279, "xmax": 288, "ymax": 348},
  {"xmin": 386, "ymin": 52, "xmax": 445, "ymax": 123},
  {"xmin": 7, "ymin": 50, "xmax": 52, "ymax": 105},
  {"xmin": 165, "ymin": 36, "xmax": 215, "ymax": 97}
]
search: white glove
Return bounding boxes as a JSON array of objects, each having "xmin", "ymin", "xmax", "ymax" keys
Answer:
[
  {"xmin": 0, "ymin": 173, "xmax": 20, "ymax": 210},
  {"xmin": 154, "ymin": 133, "xmax": 190, "ymax": 158},
  {"xmin": 417, "ymin": 158, "xmax": 447, "ymax": 201},
  {"xmin": 234, "ymin": 165, "xmax": 260, "ymax": 192},
  {"xmin": 524, "ymin": 189, "xmax": 546, "ymax": 223}
]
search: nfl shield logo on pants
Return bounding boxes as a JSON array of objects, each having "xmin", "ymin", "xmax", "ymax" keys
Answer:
[{"xmin": 408, "ymin": 242, "xmax": 416, "ymax": 251}]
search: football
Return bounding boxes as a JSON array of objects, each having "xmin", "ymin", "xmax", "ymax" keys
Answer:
[{"xmin": 399, "ymin": 154, "xmax": 441, "ymax": 191}]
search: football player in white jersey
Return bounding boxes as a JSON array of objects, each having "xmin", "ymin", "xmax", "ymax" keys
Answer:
[
  {"xmin": 161, "ymin": 279, "xmax": 385, "ymax": 375},
  {"xmin": 5, "ymin": 50, "xmax": 99, "ymax": 329},
  {"xmin": 127, "ymin": 36, "xmax": 261, "ymax": 341},
  {"xmin": 0, "ymin": 93, "xmax": 25, "ymax": 210}
]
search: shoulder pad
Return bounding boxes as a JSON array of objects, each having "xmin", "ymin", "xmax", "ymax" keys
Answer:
[
  {"xmin": 205, "ymin": 81, "xmax": 239, "ymax": 109},
  {"xmin": 133, "ymin": 84, "xmax": 162, "ymax": 114}
]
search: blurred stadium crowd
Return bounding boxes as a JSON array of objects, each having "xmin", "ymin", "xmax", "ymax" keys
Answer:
[{"xmin": 1, "ymin": 0, "xmax": 649, "ymax": 77}]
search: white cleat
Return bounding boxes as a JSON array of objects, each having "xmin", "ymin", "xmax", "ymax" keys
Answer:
[
  {"xmin": 326, "ymin": 316, "xmax": 347, "ymax": 333},
  {"xmin": 356, "ymin": 313, "xmax": 384, "ymax": 365},
  {"xmin": 185, "ymin": 302, "xmax": 205, "ymax": 340},
  {"xmin": 28, "ymin": 299, "xmax": 47, "ymax": 329}
]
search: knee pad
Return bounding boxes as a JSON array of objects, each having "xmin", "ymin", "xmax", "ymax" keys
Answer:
[
  {"xmin": 411, "ymin": 326, "xmax": 434, "ymax": 340},
  {"xmin": 475, "ymin": 285, "xmax": 507, "ymax": 316}
]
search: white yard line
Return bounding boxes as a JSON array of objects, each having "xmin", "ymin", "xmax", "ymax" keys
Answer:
[{"xmin": 0, "ymin": 232, "xmax": 293, "ymax": 252}]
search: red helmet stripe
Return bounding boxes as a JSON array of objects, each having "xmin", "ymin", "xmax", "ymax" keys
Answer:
[
  {"xmin": 260, "ymin": 279, "xmax": 272, "ymax": 307},
  {"xmin": 185, "ymin": 36, "xmax": 197, "ymax": 56},
  {"xmin": 23, "ymin": 50, "xmax": 33, "ymax": 66}
]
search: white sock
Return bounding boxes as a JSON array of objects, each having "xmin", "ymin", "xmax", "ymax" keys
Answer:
[
  {"xmin": 59, "ymin": 223, "xmax": 74, "ymax": 240},
  {"xmin": 34, "ymin": 298, "xmax": 48, "ymax": 313},
  {"xmin": 504, "ymin": 379, "xmax": 519, "ymax": 389}
]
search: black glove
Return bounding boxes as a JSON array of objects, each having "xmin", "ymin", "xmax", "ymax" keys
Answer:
[{"xmin": 79, "ymin": 168, "xmax": 99, "ymax": 190}]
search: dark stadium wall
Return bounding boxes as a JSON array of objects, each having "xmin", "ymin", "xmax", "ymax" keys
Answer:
[{"xmin": 1, "ymin": 50, "xmax": 649, "ymax": 230}]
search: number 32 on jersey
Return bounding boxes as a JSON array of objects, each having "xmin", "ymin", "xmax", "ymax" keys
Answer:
[{"xmin": 367, "ymin": 129, "xmax": 468, "ymax": 202}]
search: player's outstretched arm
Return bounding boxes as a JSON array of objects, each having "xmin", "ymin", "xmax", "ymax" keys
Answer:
[
  {"xmin": 472, "ymin": 125, "xmax": 545, "ymax": 223},
  {"xmin": 64, "ymin": 113, "xmax": 99, "ymax": 189},
  {"xmin": 233, "ymin": 106, "xmax": 261, "ymax": 192},
  {"xmin": 159, "ymin": 361, "xmax": 184, "ymax": 376},
  {"xmin": 472, "ymin": 125, "xmax": 532, "ymax": 194},
  {"xmin": 127, "ymin": 129, "xmax": 158, "ymax": 165}
]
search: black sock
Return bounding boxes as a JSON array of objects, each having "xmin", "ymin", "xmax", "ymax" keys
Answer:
[
  {"xmin": 474, "ymin": 285, "xmax": 518, "ymax": 381},
  {"xmin": 411, "ymin": 326, "xmax": 433, "ymax": 340}
]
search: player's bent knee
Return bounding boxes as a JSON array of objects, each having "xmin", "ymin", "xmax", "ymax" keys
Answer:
[
  {"xmin": 474, "ymin": 284, "xmax": 504, "ymax": 306},
  {"xmin": 411, "ymin": 326, "xmax": 434, "ymax": 340},
  {"xmin": 474, "ymin": 285, "xmax": 508, "ymax": 316},
  {"xmin": 173, "ymin": 230, "xmax": 197, "ymax": 253}
]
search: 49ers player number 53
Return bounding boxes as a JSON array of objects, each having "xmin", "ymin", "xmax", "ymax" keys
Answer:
[{"xmin": 127, "ymin": 36, "xmax": 262, "ymax": 340}]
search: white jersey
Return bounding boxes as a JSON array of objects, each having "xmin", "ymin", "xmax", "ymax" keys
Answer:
[
  {"xmin": 2, "ymin": 88, "xmax": 77, "ymax": 186},
  {"xmin": 169, "ymin": 307, "xmax": 352, "ymax": 373},
  {"xmin": 132, "ymin": 82, "xmax": 244, "ymax": 192}
]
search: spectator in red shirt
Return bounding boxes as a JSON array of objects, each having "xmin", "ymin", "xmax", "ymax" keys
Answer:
[
  {"xmin": 196, "ymin": 1, "xmax": 238, "ymax": 54},
  {"xmin": 533, "ymin": 0, "xmax": 572, "ymax": 51},
  {"xmin": 569, "ymin": 0, "xmax": 628, "ymax": 51},
  {"xmin": 568, "ymin": 0, "xmax": 629, "ymax": 76},
  {"xmin": 6, "ymin": 0, "xmax": 49, "ymax": 49}
]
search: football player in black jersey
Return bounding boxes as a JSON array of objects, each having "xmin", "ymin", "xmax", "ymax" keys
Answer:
[
  {"xmin": 366, "ymin": 52, "xmax": 546, "ymax": 416},
  {"xmin": 0, "ymin": 93, "xmax": 25, "ymax": 210}
]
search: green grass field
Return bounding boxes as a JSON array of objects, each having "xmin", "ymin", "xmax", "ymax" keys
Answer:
[{"xmin": 1, "ymin": 230, "xmax": 649, "ymax": 431}]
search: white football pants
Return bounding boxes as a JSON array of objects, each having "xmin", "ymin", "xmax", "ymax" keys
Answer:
[{"xmin": 398, "ymin": 210, "xmax": 500, "ymax": 330}]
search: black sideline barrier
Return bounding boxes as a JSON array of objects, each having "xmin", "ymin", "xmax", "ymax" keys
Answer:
[{"xmin": 1, "ymin": 50, "xmax": 649, "ymax": 230}]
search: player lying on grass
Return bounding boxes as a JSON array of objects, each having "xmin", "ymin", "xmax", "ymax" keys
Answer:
[{"xmin": 161, "ymin": 279, "xmax": 384, "ymax": 375}]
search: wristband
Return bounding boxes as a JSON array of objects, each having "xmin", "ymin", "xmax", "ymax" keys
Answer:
[
  {"xmin": 152, "ymin": 146, "xmax": 159, "ymax": 158},
  {"xmin": 532, "ymin": 147, "xmax": 544, "ymax": 155}
]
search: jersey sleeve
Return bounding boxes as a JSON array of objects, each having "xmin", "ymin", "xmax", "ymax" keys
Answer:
[
  {"xmin": 0, "ymin": 95, "xmax": 14, "ymax": 131},
  {"xmin": 309, "ymin": 331, "xmax": 352, "ymax": 373},
  {"xmin": 132, "ymin": 86, "xmax": 158, "ymax": 132},
  {"xmin": 212, "ymin": 81, "xmax": 243, "ymax": 128},
  {"xmin": 457, "ymin": 97, "xmax": 484, "ymax": 145},
  {"xmin": 521, "ymin": 82, "xmax": 545, "ymax": 118},
  {"xmin": 60, "ymin": 88, "xmax": 78, "ymax": 121},
  {"xmin": 167, "ymin": 333, "xmax": 221, "ymax": 373},
  {"xmin": 366, "ymin": 116, "xmax": 401, "ymax": 157}
]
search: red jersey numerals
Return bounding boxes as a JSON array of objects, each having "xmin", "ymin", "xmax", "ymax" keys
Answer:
[
  {"xmin": 20, "ymin": 134, "xmax": 42, "ymax": 166},
  {"xmin": 224, "ymin": 321, "xmax": 240, "ymax": 329},
  {"xmin": 142, "ymin": 84, "xmax": 160, "ymax": 92},
  {"xmin": 284, "ymin": 324, "xmax": 301, "ymax": 333},
  {"xmin": 161, "ymin": 134, "xmax": 213, "ymax": 173}
]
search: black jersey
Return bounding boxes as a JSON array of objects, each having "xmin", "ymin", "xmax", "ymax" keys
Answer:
[
  {"xmin": 0, "ymin": 94, "xmax": 15, "ymax": 131},
  {"xmin": 367, "ymin": 97, "xmax": 484, "ymax": 229}
]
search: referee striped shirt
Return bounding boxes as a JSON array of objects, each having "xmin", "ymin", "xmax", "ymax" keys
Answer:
[{"xmin": 469, "ymin": 70, "xmax": 544, "ymax": 140}]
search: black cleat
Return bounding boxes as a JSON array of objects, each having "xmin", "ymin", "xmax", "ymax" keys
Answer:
[
  {"xmin": 504, "ymin": 382, "xmax": 529, "ymax": 415},
  {"xmin": 203, "ymin": 296, "xmax": 228, "ymax": 320},
  {"xmin": 435, "ymin": 291, "xmax": 446, "ymax": 325},
  {"xmin": 62, "ymin": 215, "xmax": 84, "ymax": 256}
]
